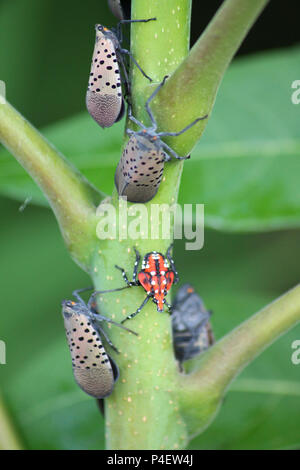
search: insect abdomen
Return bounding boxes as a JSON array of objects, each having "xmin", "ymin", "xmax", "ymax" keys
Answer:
[
  {"xmin": 73, "ymin": 365, "xmax": 114, "ymax": 398},
  {"xmin": 86, "ymin": 90, "xmax": 124, "ymax": 128}
]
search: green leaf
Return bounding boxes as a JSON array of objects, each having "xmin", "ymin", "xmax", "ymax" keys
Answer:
[
  {"xmin": 182, "ymin": 46, "xmax": 300, "ymax": 231},
  {"xmin": 0, "ymin": 115, "xmax": 123, "ymax": 206},
  {"xmin": 0, "ymin": 47, "xmax": 299, "ymax": 231}
]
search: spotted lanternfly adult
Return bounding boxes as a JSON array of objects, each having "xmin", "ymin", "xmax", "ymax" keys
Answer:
[
  {"xmin": 95, "ymin": 245, "xmax": 178, "ymax": 323},
  {"xmin": 62, "ymin": 288, "xmax": 137, "ymax": 398},
  {"xmin": 86, "ymin": 19, "xmax": 155, "ymax": 128},
  {"xmin": 171, "ymin": 284, "xmax": 214, "ymax": 367},
  {"xmin": 114, "ymin": 75, "xmax": 208, "ymax": 203}
]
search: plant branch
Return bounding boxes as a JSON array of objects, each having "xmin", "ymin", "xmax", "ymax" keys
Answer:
[
  {"xmin": 104, "ymin": 0, "xmax": 271, "ymax": 449},
  {"xmin": 0, "ymin": 102, "xmax": 104, "ymax": 270},
  {"xmin": 103, "ymin": 0, "xmax": 193, "ymax": 450},
  {"xmin": 179, "ymin": 284, "xmax": 300, "ymax": 438},
  {"xmin": 151, "ymin": 0, "xmax": 270, "ymax": 157}
]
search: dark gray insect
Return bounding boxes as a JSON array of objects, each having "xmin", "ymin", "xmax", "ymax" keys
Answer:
[
  {"xmin": 62, "ymin": 288, "xmax": 137, "ymax": 398},
  {"xmin": 86, "ymin": 20, "xmax": 155, "ymax": 128},
  {"xmin": 108, "ymin": 0, "xmax": 131, "ymax": 20},
  {"xmin": 171, "ymin": 284, "xmax": 214, "ymax": 367},
  {"xmin": 115, "ymin": 75, "xmax": 208, "ymax": 203}
]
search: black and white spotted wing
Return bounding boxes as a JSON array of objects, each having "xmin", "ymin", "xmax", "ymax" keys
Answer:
[
  {"xmin": 62, "ymin": 303, "xmax": 117, "ymax": 398},
  {"xmin": 86, "ymin": 25, "xmax": 124, "ymax": 128},
  {"xmin": 115, "ymin": 134, "xmax": 165, "ymax": 203}
]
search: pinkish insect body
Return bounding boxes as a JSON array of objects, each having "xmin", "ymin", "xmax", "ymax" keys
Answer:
[
  {"xmin": 86, "ymin": 25, "xmax": 124, "ymax": 128},
  {"xmin": 86, "ymin": 20, "xmax": 155, "ymax": 128},
  {"xmin": 62, "ymin": 289, "xmax": 137, "ymax": 398}
]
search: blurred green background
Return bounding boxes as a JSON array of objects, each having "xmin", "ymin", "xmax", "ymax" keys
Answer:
[{"xmin": 0, "ymin": 0, "xmax": 300, "ymax": 450}]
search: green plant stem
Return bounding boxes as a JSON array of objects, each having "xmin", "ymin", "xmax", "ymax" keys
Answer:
[
  {"xmin": 104, "ymin": 0, "xmax": 193, "ymax": 450},
  {"xmin": 0, "ymin": 102, "xmax": 102, "ymax": 270},
  {"xmin": 152, "ymin": 0, "xmax": 270, "ymax": 156},
  {"xmin": 179, "ymin": 284, "xmax": 300, "ymax": 438},
  {"xmin": 0, "ymin": 395, "xmax": 23, "ymax": 450},
  {"xmin": 94, "ymin": 0, "xmax": 272, "ymax": 450}
]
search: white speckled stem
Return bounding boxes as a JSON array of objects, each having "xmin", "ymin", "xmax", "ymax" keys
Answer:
[{"xmin": 104, "ymin": 0, "xmax": 192, "ymax": 450}]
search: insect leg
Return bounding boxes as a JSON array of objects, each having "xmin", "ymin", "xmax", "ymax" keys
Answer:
[
  {"xmin": 119, "ymin": 18, "xmax": 156, "ymax": 25},
  {"xmin": 158, "ymin": 114, "xmax": 208, "ymax": 137},
  {"xmin": 121, "ymin": 295, "xmax": 150, "ymax": 324},
  {"xmin": 116, "ymin": 18, "xmax": 156, "ymax": 42},
  {"xmin": 166, "ymin": 243, "xmax": 179, "ymax": 284},
  {"xmin": 95, "ymin": 323, "xmax": 119, "ymax": 353},
  {"xmin": 87, "ymin": 285, "xmax": 132, "ymax": 310},
  {"xmin": 145, "ymin": 75, "xmax": 169, "ymax": 129},
  {"xmin": 91, "ymin": 312, "xmax": 138, "ymax": 336},
  {"xmin": 132, "ymin": 247, "xmax": 141, "ymax": 283},
  {"xmin": 115, "ymin": 265, "xmax": 137, "ymax": 287},
  {"xmin": 128, "ymin": 105, "xmax": 146, "ymax": 129},
  {"xmin": 160, "ymin": 141, "xmax": 190, "ymax": 161},
  {"xmin": 164, "ymin": 300, "xmax": 173, "ymax": 313},
  {"xmin": 72, "ymin": 287, "xmax": 94, "ymax": 304},
  {"xmin": 87, "ymin": 287, "xmax": 132, "ymax": 311},
  {"xmin": 126, "ymin": 128, "xmax": 135, "ymax": 137},
  {"xmin": 119, "ymin": 48, "xmax": 152, "ymax": 82}
]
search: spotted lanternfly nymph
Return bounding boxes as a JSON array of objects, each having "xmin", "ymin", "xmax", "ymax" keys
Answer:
[
  {"xmin": 86, "ymin": 19, "xmax": 155, "ymax": 128},
  {"xmin": 95, "ymin": 245, "xmax": 178, "ymax": 323},
  {"xmin": 62, "ymin": 288, "xmax": 137, "ymax": 398},
  {"xmin": 114, "ymin": 75, "xmax": 208, "ymax": 203},
  {"xmin": 171, "ymin": 284, "xmax": 214, "ymax": 368}
]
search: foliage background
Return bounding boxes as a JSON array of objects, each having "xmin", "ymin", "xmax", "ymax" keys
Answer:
[{"xmin": 0, "ymin": 0, "xmax": 299, "ymax": 449}]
